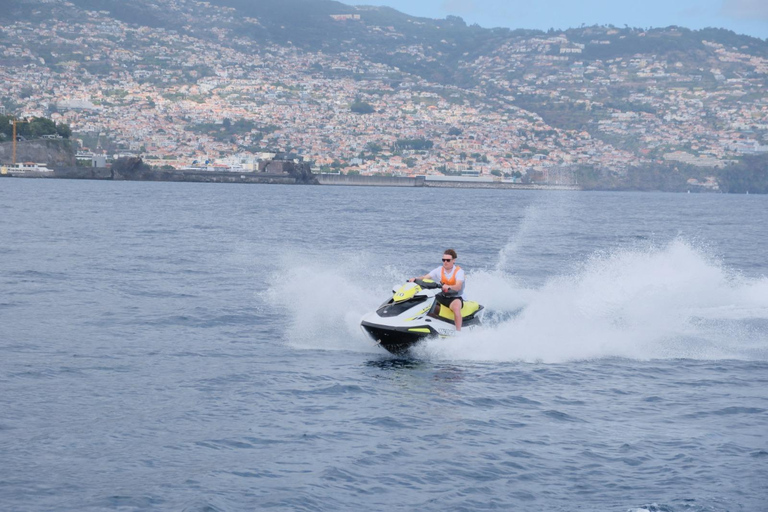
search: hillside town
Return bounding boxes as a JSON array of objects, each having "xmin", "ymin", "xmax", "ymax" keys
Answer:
[{"xmin": 1, "ymin": 0, "xmax": 767, "ymax": 186}]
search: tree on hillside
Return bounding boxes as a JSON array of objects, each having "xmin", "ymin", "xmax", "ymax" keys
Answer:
[
  {"xmin": 56, "ymin": 123, "xmax": 72, "ymax": 139},
  {"xmin": 350, "ymin": 100, "xmax": 375, "ymax": 114},
  {"xmin": 0, "ymin": 115, "xmax": 71, "ymax": 140},
  {"xmin": 395, "ymin": 138, "xmax": 433, "ymax": 151}
]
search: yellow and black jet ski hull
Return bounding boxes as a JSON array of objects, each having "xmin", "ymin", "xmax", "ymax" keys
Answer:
[{"xmin": 360, "ymin": 321, "xmax": 439, "ymax": 354}]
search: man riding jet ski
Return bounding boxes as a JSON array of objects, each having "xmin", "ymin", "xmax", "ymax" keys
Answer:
[{"xmin": 360, "ymin": 249, "xmax": 484, "ymax": 354}]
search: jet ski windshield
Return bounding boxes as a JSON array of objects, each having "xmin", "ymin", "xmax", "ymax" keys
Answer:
[{"xmin": 377, "ymin": 296, "xmax": 429, "ymax": 317}]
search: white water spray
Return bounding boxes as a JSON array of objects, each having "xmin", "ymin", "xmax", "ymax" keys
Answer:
[{"xmin": 266, "ymin": 240, "xmax": 768, "ymax": 362}]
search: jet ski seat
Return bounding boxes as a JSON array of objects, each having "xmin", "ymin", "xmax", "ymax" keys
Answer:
[{"xmin": 435, "ymin": 301, "xmax": 482, "ymax": 321}]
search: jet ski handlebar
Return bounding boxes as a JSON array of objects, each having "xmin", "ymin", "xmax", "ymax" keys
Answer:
[{"xmin": 413, "ymin": 278, "xmax": 442, "ymax": 289}]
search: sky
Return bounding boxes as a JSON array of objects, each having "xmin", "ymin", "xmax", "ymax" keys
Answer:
[{"xmin": 344, "ymin": 0, "xmax": 768, "ymax": 39}]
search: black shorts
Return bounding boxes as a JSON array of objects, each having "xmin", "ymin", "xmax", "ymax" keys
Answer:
[{"xmin": 436, "ymin": 293, "xmax": 463, "ymax": 308}]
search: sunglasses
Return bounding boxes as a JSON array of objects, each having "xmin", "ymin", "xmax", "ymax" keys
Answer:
[{"xmin": 442, "ymin": 258, "xmax": 453, "ymax": 262}]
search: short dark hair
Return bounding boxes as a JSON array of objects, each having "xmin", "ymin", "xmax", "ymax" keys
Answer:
[{"xmin": 444, "ymin": 249, "xmax": 457, "ymax": 260}]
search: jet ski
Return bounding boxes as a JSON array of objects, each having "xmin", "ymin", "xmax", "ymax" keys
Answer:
[{"xmin": 360, "ymin": 278, "xmax": 484, "ymax": 354}]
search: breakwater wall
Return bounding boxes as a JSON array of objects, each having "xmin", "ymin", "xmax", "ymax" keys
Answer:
[
  {"xmin": 54, "ymin": 167, "xmax": 113, "ymax": 179},
  {"xmin": 2, "ymin": 166, "xmax": 581, "ymax": 190},
  {"xmin": 317, "ymin": 173, "xmax": 580, "ymax": 190},
  {"xmin": 126, "ymin": 169, "xmax": 299, "ymax": 184},
  {"xmin": 1, "ymin": 167, "xmax": 302, "ymax": 184},
  {"xmin": 317, "ymin": 174, "xmax": 424, "ymax": 187},
  {"xmin": 422, "ymin": 180, "xmax": 580, "ymax": 191}
]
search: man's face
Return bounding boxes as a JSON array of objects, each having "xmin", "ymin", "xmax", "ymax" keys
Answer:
[{"xmin": 442, "ymin": 254, "xmax": 454, "ymax": 269}]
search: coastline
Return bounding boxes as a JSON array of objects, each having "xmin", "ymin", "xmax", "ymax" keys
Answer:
[
  {"xmin": 0, "ymin": 167, "xmax": 582, "ymax": 190},
  {"xmin": 316, "ymin": 173, "xmax": 581, "ymax": 190}
]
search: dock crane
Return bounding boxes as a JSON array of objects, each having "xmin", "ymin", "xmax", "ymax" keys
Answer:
[{"xmin": 9, "ymin": 117, "xmax": 28, "ymax": 165}]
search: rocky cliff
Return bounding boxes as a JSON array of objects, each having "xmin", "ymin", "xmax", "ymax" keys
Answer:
[
  {"xmin": 0, "ymin": 139, "xmax": 76, "ymax": 166},
  {"xmin": 258, "ymin": 159, "xmax": 318, "ymax": 184}
]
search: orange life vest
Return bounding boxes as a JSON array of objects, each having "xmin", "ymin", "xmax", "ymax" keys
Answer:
[{"xmin": 441, "ymin": 266, "xmax": 462, "ymax": 286}]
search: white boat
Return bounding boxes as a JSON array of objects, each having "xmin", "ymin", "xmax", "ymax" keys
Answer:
[{"xmin": 1, "ymin": 162, "xmax": 53, "ymax": 174}]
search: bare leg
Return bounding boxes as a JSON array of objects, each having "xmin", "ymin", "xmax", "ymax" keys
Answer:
[{"xmin": 450, "ymin": 299, "xmax": 462, "ymax": 331}]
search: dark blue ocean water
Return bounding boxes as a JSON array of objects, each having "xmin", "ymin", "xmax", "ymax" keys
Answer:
[{"xmin": 1, "ymin": 179, "xmax": 767, "ymax": 511}]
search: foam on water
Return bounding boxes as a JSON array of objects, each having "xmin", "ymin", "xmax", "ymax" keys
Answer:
[
  {"xmin": 426, "ymin": 239, "xmax": 768, "ymax": 362},
  {"xmin": 268, "ymin": 240, "xmax": 768, "ymax": 362},
  {"xmin": 265, "ymin": 251, "xmax": 402, "ymax": 353}
]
